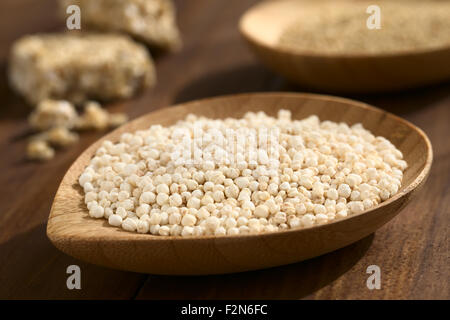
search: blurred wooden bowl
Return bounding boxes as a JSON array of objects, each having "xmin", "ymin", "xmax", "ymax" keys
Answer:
[
  {"xmin": 239, "ymin": 0, "xmax": 450, "ymax": 93},
  {"xmin": 47, "ymin": 92, "xmax": 432, "ymax": 275}
]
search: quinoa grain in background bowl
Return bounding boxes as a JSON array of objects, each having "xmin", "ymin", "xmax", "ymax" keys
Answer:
[{"xmin": 278, "ymin": 1, "xmax": 450, "ymax": 55}]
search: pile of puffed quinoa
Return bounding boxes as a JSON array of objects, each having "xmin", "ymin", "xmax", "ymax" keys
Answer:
[{"xmin": 79, "ymin": 110, "xmax": 407, "ymax": 236}]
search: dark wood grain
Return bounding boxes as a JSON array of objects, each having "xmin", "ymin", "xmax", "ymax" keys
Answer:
[{"xmin": 0, "ymin": 0, "xmax": 448, "ymax": 299}]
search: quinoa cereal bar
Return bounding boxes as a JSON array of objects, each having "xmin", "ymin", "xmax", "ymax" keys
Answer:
[
  {"xmin": 9, "ymin": 33, "xmax": 156, "ymax": 105},
  {"xmin": 59, "ymin": 0, "xmax": 181, "ymax": 51},
  {"xmin": 278, "ymin": 1, "xmax": 450, "ymax": 54}
]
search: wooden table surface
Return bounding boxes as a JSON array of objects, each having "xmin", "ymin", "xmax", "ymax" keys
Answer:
[{"xmin": 0, "ymin": 0, "xmax": 448, "ymax": 300}]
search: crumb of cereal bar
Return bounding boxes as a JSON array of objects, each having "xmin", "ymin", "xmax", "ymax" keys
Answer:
[
  {"xmin": 108, "ymin": 113, "xmax": 129, "ymax": 128},
  {"xmin": 76, "ymin": 101, "xmax": 110, "ymax": 130},
  {"xmin": 28, "ymin": 99, "xmax": 78, "ymax": 130}
]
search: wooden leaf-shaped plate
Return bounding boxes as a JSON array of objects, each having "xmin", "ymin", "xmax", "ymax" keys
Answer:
[{"xmin": 47, "ymin": 93, "xmax": 432, "ymax": 275}]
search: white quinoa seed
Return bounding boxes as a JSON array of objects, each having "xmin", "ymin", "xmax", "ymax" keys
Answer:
[{"xmin": 108, "ymin": 214, "xmax": 123, "ymax": 226}]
